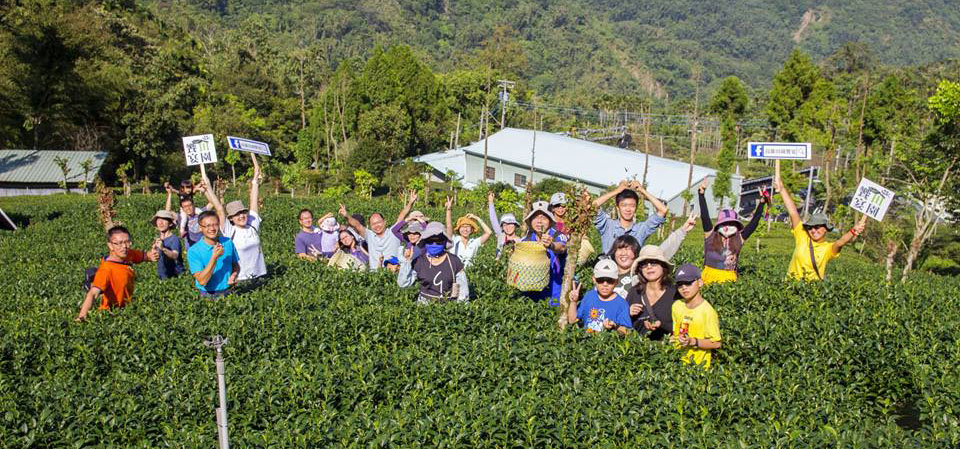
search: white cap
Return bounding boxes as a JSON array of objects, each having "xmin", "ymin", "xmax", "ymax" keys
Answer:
[
  {"xmin": 593, "ymin": 258, "xmax": 619, "ymax": 279},
  {"xmin": 550, "ymin": 192, "xmax": 567, "ymax": 206}
]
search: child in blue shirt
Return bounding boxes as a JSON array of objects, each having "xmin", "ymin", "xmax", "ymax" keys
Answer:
[{"xmin": 566, "ymin": 259, "xmax": 633, "ymax": 335}]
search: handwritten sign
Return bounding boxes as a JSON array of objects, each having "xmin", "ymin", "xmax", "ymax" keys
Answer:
[
  {"xmin": 850, "ymin": 177, "xmax": 895, "ymax": 221},
  {"xmin": 182, "ymin": 134, "xmax": 218, "ymax": 166}
]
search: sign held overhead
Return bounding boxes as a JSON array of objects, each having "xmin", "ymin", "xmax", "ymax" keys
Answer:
[
  {"xmin": 850, "ymin": 177, "xmax": 895, "ymax": 221},
  {"xmin": 227, "ymin": 136, "xmax": 271, "ymax": 156},
  {"xmin": 182, "ymin": 134, "xmax": 218, "ymax": 166},
  {"xmin": 748, "ymin": 142, "xmax": 812, "ymax": 160}
]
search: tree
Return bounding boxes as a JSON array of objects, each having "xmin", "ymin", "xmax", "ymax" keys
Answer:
[
  {"xmin": 765, "ymin": 50, "xmax": 822, "ymax": 141},
  {"xmin": 893, "ymin": 80, "xmax": 960, "ymax": 281},
  {"xmin": 53, "ymin": 156, "xmax": 70, "ymax": 193},
  {"xmin": 348, "ymin": 104, "xmax": 411, "ymax": 176},
  {"xmin": 708, "ymin": 76, "xmax": 748, "ymax": 207}
]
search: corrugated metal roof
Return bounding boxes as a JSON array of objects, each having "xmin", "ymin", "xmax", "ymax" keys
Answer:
[
  {"xmin": 417, "ymin": 128, "xmax": 740, "ymax": 202},
  {"xmin": 0, "ymin": 150, "xmax": 107, "ymax": 184}
]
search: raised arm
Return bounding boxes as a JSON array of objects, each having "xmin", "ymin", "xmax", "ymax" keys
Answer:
[
  {"xmin": 339, "ymin": 204, "xmax": 367, "ymax": 235},
  {"xmin": 832, "ymin": 215, "xmax": 867, "ymax": 254},
  {"xmin": 638, "ymin": 184, "xmax": 669, "ymax": 218},
  {"xmin": 444, "ymin": 196, "xmax": 454, "ymax": 237},
  {"xmin": 467, "ymin": 213, "xmax": 493, "ymax": 245},
  {"xmin": 395, "ymin": 191, "xmax": 417, "ymax": 225},
  {"xmin": 774, "ymin": 161, "xmax": 802, "ymax": 228},
  {"xmin": 200, "ymin": 168, "xmax": 226, "ymax": 226},
  {"xmin": 741, "ymin": 194, "xmax": 769, "ymax": 240},
  {"xmin": 249, "ymin": 154, "xmax": 260, "ymax": 215},
  {"xmin": 164, "ymin": 184, "xmax": 173, "ymax": 212},
  {"xmin": 487, "ymin": 191, "xmax": 503, "ymax": 235},
  {"xmin": 593, "ymin": 181, "xmax": 628, "ymax": 208},
  {"xmin": 697, "ymin": 179, "xmax": 712, "ymax": 232},
  {"xmin": 661, "ymin": 211, "xmax": 698, "ymax": 260}
]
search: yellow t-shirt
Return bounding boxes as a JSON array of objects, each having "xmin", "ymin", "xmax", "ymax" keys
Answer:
[
  {"xmin": 787, "ymin": 223, "xmax": 838, "ymax": 281},
  {"xmin": 672, "ymin": 299, "xmax": 722, "ymax": 368}
]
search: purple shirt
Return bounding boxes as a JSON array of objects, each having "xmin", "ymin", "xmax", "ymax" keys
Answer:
[{"xmin": 295, "ymin": 229, "xmax": 335, "ymax": 257}]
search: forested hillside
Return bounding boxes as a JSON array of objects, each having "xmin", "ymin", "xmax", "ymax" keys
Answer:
[{"xmin": 151, "ymin": 0, "xmax": 960, "ymax": 97}]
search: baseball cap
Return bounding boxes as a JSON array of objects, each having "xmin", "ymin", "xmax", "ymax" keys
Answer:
[
  {"xmin": 674, "ymin": 263, "xmax": 702, "ymax": 283},
  {"xmin": 593, "ymin": 258, "xmax": 619, "ymax": 279},
  {"xmin": 383, "ymin": 256, "xmax": 400, "ymax": 266}
]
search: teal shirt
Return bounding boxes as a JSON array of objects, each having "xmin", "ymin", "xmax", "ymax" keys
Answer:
[{"xmin": 187, "ymin": 237, "xmax": 239, "ymax": 293}]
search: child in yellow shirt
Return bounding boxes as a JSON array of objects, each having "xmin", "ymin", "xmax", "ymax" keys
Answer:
[{"xmin": 671, "ymin": 263, "xmax": 722, "ymax": 368}]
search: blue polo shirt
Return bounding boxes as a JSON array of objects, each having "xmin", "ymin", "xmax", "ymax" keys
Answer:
[
  {"xmin": 594, "ymin": 209, "xmax": 666, "ymax": 254},
  {"xmin": 187, "ymin": 237, "xmax": 239, "ymax": 293}
]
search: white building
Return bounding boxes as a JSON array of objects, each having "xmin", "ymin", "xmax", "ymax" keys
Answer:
[{"xmin": 415, "ymin": 128, "xmax": 742, "ymax": 216}]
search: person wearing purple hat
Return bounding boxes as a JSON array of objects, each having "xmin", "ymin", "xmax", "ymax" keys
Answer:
[
  {"xmin": 397, "ymin": 221, "xmax": 469, "ymax": 304},
  {"xmin": 697, "ymin": 178, "xmax": 770, "ymax": 284},
  {"xmin": 671, "ymin": 263, "xmax": 722, "ymax": 368}
]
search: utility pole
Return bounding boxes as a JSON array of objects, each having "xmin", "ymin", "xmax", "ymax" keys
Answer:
[
  {"xmin": 529, "ymin": 110, "xmax": 538, "ymax": 185},
  {"xmin": 482, "ymin": 103, "xmax": 490, "ymax": 183},
  {"xmin": 454, "ymin": 112, "xmax": 461, "ymax": 149},
  {"xmin": 683, "ymin": 66, "xmax": 702, "ymax": 215},
  {"xmin": 497, "ymin": 79, "xmax": 515, "ymax": 129},
  {"xmin": 204, "ymin": 335, "xmax": 230, "ymax": 449}
]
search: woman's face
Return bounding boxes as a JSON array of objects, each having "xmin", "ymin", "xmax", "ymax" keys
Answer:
[
  {"xmin": 299, "ymin": 212, "xmax": 313, "ymax": 229},
  {"xmin": 640, "ymin": 260, "xmax": 665, "ymax": 282},
  {"xmin": 614, "ymin": 247, "xmax": 636, "ymax": 272},
  {"xmin": 230, "ymin": 211, "xmax": 249, "ymax": 228},
  {"xmin": 502, "ymin": 223, "xmax": 517, "ymax": 235},
  {"xmin": 406, "ymin": 232, "xmax": 421, "ymax": 244},
  {"xmin": 458, "ymin": 225, "xmax": 473, "ymax": 238},
  {"xmin": 339, "ymin": 231, "xmax": 355, "ymax": 247},
  {"xmin": 806, "ymin": 225, "xmax": 827, "ymax": 242},
  {"xmin": 552, "ymin": 204, "xmax": 566, "ymax": 218},
  {"xmin": 530, "ymin": 214, "xmax": 551, "ymax": 233},
  {"xmin": 155, "ymin": 218, "xmax": 173, "ymax": 233}
]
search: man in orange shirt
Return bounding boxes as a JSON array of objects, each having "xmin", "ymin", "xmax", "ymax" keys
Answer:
[{"xmin": 75, "ymin": 226, "xmax": 159, "ymax": 322}]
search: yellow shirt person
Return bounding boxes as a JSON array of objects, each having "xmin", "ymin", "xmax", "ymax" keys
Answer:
[
  {"xmin": 773, "ymin": 163, "xmax": 866, "ymax": 282},
  {"xmin": 672, "ymin": 299, "xmax": 722, "ymax": 368},
  {"xmin": 787, "ymin": 223, "xmax": 839, "ymax": 281},
  {"xmin": 671, "ymin": 263, "xmax": 722, "ymax": 368}
]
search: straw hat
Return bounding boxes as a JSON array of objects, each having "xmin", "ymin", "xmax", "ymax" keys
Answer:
[{"xmin": 454, "ymin": 216, "xmax": 480, "ymax": 234}]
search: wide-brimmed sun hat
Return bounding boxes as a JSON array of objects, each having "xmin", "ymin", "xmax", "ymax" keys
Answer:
[
  {"xmin": 151, "ymin": 210, "xmax": 177, "ymax": 225},
  {"xmin": 454, "ymin": 216, "xmax": 480, "ymax": 234},
  {"xmin": 803, "ymin": 213, "xmax": 835, "ymax": 231},
  {"xmin": 714, "ymin": 209, "xmax": 743, "ymax": 230},
  {"xmin": 417, "ymin": 221, "xmax": 451, "ymax": 247},
  {"xmin": 549, "ymin": 192, "xmax": 568, "ymax": 207},
  {"xmin": 319, "ymin": 217, "xmax": 338, "ymax": 232},
  {"xmin": 225, "ymin": 201, "xmax": 248, "ymax": 218},
  {"xmin": 499, "ymin": 213, "xmax": 519, "ymax": 226},
  {"xmin": 629, "ymin": 245, "xmax": 674, "ymax": 281},
  {"xmin": 524, "ymin": 201, "xmax": 556, "ymax": 226}
]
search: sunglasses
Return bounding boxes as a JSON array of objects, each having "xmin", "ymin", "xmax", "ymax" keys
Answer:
[
  {"xmin": 676, "ymin": 280, "xmax": 697, "ymax": 288},
  {"xmin": 639, "ymin": 260, "xmax": 662, "ymax": 268},
  {"xmin": 595, "ymin": 278, "xmax": 617, "ymax": 285}
]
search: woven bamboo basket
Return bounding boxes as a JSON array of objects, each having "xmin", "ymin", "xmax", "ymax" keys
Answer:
[{"xmin": 507, "ymin": 241, "xmax": 551, "ymax": 291}]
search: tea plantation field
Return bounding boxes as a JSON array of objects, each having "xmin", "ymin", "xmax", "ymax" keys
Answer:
[{"xmin": 1, "ymin": 193, "xmax": 958, "ymax": 448}]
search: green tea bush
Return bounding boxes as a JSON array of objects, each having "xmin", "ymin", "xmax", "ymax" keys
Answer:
[{"xmin": 0, "ymin": 194, "xmax": 958, "ymax": 447}]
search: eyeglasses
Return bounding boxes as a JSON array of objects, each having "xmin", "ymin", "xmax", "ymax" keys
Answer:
[
  {"xmin": 199, "ymin": 223, "xmax": 220, "ymax": 229},
  {"xmin": 595, "ymin": 278, "xmax": 617, "ymax": 285}
]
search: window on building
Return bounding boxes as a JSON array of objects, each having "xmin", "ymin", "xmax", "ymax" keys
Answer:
[
  {"xmin": 514, "ymin": 173, "xmax": 527, "ymax": 187},
  {"xmin": 484, "ymin": 166, "xmax": 495, "ymax": 180}
]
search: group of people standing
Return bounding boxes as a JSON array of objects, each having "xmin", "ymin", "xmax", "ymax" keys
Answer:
[{"xmin": 76, "ymin": 167, "xmax": 868, "ymax": 367}]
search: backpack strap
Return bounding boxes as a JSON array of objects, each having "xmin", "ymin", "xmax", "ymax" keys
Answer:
[{"xmin": 808, "ymin": 239, "xmax": 823, "ymax": 280}]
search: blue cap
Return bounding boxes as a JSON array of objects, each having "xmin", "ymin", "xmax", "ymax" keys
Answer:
[{"xmin": 383, "ymin": 256, "xmax": 400, "ymax": 266}]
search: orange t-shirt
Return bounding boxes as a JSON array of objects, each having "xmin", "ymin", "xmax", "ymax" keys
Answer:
[{"xmin": 92, "ymin": 250, "xmax": 145, "ymax": 310}]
